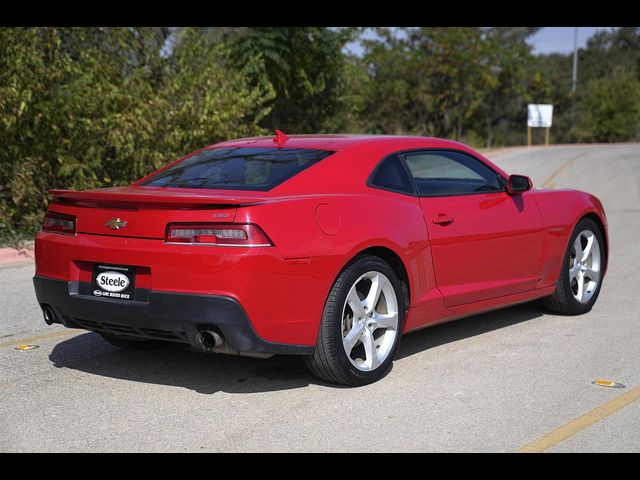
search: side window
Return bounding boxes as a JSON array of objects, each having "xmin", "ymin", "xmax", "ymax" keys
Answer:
[
  {"xmin": 403, "ymin": 150, "xmax": 504, "ymax": 197},
  {"xmin": 369, "ymin": 154, "xmax": 415, "ymax": 195}
]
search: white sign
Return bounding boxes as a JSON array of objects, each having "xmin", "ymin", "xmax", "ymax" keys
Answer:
[
  {"xmin": 96, "ymin": 271, "xmax": 130, "ymax": 292},
  {"xmin": 527, "ymin": 104, "xmax": 553, "ymax": 128}
]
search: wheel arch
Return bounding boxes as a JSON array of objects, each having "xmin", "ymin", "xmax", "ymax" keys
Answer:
[
  {"xmin": 344, "ymin": 245, "xmax": 411, "ymax": 313},
  {"xmin": 580, "ymin": 211, "xmax": 609, "ymax": 272}
]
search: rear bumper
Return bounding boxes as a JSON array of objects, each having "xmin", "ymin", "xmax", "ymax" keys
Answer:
[
  {"xmin": 33, "ymin": 275, "xmax": 313, "ymax": 356},
  {"xmin": 34, "ymin": 231, "xmax": 337, "ymax": 346}
]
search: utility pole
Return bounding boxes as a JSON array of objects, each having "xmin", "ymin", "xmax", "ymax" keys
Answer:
[{"xmin": 571, "ymin": 27, "xmax": 579, "ymax": 131}]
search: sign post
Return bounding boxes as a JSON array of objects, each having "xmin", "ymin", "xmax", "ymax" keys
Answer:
[{"xmin": 527, "ymin": 104, "xmax": 553, "ymax": 146}]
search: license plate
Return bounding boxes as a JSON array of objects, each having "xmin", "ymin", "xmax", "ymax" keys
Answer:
[{"xmin": 91, "ymin": 264, "xmax": 136, "ymax": 301}]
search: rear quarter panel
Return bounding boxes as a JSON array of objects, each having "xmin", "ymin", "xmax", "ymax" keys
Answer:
[{"xmin": 236, "ymin": 190, "xmax": 438, "ymax": 321}]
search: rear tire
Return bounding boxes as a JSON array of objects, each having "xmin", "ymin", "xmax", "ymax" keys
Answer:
[
  {"xmin": 99, "ymin": 333, "xmax": 168, "ymax": 351},
  {"xmin": 543, "ymin": 217, "xmax": 606, "ymax": 315},
  {"xmin": 305, "ymin": 255, "xmax": 405, "ymax": 386}
]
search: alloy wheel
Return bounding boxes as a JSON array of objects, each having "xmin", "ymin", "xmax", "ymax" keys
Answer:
[
  {"xmin": 569, "ymin": 229, "xmax": 601, "ymax": 304},
  {"xmin": 341, "ymin": 271, "xmax": 399, "ymax": 372}
]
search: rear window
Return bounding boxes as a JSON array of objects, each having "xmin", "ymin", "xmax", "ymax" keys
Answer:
[{"xmin": 140, "ymin": 147, "xmax": 334, "ymax": 191}]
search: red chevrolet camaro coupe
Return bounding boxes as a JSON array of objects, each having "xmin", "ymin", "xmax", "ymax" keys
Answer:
[{"xmin": 34, "ymin": 133, "xmax": 608, "ymax": 385}]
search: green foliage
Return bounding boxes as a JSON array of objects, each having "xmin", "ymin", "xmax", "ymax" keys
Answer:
[
  {"xmin": 571, "ymin": 28, "xmax": 640, "ymax": 142},
  {"xmin": 359, "ymin": 27, "xmax": 541, "ymax": 145},
  {"xmin": 324, "ymin": 54, "xmax": 372, "ymax": 133},
  {"xmin": 580, "ymin": 27, "xmax": 640, "ymax": 81},
  {"xmin": 534, "ymin": 53, "xmax": 575, "ymax": 142},
  {"xmin": 474, "ymin": 27, "xmax": 544, "ymax": 147},
  {"xmin": 229, "ymin": 27, "xmax": 348, "ymax": 133},
  {"xmin": 1, "ymin": 28, "xmax": 67, "ymax": 241},
  {"xmin": 359, "ymin": 27, "xmax": 640, "ymax": 147},
  {"xmin": 157, "ymin": 28, "xmax": 274, "ymax": 169},
  {"xmin": 359, "ymin": 29, "xmax": 415, "ymax": 134},
  {"xmin": 577, "ymin": 69, "xmax": 640, "ymax": 142},
  {"xmin": 536, "ymin": 27, "xmax": 640, "ymax": 143},
  {"xmin": 0, "ymin": 27, "xmax": 272, "ymax": 243}
]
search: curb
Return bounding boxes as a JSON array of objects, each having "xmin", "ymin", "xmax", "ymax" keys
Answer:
[{"xmin": 0, "ymin": 246, "xmax": 35, "ymax": 266}]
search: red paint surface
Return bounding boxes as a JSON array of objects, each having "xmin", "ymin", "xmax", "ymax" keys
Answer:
[{"xmin": 36, "ymin": 135, "xmax": 608, "ymax": 346}]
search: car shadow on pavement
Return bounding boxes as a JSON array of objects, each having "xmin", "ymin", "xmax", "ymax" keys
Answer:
[
  {"xmin": 396, "ymin": 301, "xmax": 544, "ymax": 360},
  {"xmin": 49, "ymin": 301, "xmax": 545, "ymax": 394},
  {"xmin": 49, "ymin": 332, "xmax": 318, "ymax": 394}
]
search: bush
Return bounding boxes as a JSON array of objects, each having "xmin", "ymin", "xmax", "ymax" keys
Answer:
[
  {"xmin": 578, "ymin": 69, "xmax": 640, "ymax": 143},
  {"xmin": 0, "ymin": 28, "xmax": 273, "ymax": 244}
]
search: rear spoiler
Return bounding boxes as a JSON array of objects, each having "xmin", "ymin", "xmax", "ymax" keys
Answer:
[{"xmin": 49, "ymin": 188, "xmax": 266, "ymax": 208}]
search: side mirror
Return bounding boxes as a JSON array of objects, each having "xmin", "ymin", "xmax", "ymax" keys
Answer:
[{"xmin": 507, "ymin": 174, "xmax": 533, "ymax": 194}]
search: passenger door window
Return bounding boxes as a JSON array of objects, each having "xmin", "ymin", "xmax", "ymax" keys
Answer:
[{"xmin": 403, "ymin": 150, "xmax": 503, "ymax": 197}]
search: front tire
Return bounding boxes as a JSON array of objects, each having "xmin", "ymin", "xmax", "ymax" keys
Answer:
[
  {"xmin": 543, "ymin": 217, "xmax": 606, "ymax": 315},
  {"xmin": 305, "ymin": 255, "xmax": 406, "ymax": 386}
]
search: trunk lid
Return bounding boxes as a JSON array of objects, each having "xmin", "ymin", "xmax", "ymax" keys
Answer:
[{"xmin": 49, "ymin": 186, "xmax": 266, "ymax": 239}]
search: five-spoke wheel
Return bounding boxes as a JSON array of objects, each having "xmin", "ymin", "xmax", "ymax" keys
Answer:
[
  {"xmin": 305, "ymin": 255, "xmax": 405, "ymax": 386},
  {"xmin": 544, "ymin": 217, "xmax": 606, "ymax": 315},
  {"xmin": 568, "ymin": 229, "xmax": 601, "ymax": 304},
  {"xmin": 341, "ymin": 271, "xmax": 399, "ymax": 372}
]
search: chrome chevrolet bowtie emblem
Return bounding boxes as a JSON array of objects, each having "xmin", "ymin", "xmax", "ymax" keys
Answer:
[{"xmin": 105, "ymin": 218, "xmax": 127, "ymax": 230}]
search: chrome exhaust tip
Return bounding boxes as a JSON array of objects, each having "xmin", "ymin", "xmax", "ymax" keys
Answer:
[
  {"xmin": 195, "ymin": 330, "xmax": 224, "ymax": 352},
  {"xmin": 42, "ymin": 305, "xmax": 56, "ymax": 325}
]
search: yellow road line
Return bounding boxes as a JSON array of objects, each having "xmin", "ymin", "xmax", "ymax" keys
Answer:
[
  {"xmin": 541, "ymin": 151, "xmax": 587, "ymax": 188},
  {"xmin": 0, "ymin": 329, "xmax": 81, "ymax": 349},
  {"xmin": 517, "ymin": 385, "xmax": 640, "ymax": 453}
]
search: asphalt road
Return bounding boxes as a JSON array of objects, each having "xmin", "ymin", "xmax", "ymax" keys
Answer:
[{"xmin": 1, "ymin": 143, "xmax": 639, "ymax": 452}]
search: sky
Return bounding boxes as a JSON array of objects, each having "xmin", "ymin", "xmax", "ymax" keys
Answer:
[
  {"xmin": 344, "ymin": 27, "xmax": 616, "ymax": 56},
  {"xmin": 528, "ymin": 27, "xmax": 613, "ymax": 54}
]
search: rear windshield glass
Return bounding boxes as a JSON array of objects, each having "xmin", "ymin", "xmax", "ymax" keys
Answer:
[{"xmin": 140, "ymin": 147, "xmax": 334, "ymax": 191}]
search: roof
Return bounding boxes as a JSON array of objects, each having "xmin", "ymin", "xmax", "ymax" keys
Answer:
[{"xmin": 211, "ymin": 134, "xmax": 464, "ymax": 152}]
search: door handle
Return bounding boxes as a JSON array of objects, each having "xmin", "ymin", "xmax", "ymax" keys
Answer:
[{"xmin": 432, "ymin": 214, "xmax": 454, "ymax": 225}]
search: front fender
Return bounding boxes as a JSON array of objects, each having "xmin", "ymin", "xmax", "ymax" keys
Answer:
[{"xmin": 531, "ymin": 189, "xmax": 608, "ymax": 286}]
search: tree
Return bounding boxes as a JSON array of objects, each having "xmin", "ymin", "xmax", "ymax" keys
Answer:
[
  {"xmin": 578, "ymin": 68, "xmax": 640, "ymax": 142},
  {"xmin": 157, "ymin": 27, "xmax": 274, "ymax": 164},
  {"xmin": 324, "ymin": 53, "xmax": 372, "ymax": 133},
  {"xmin": 0, "ymin": 27, "xmax": 274, "ymax": 243},
  {"xmin": 229, "ymin": 27, "xmax": 351, "ymax": 133},
  {"xmin": 359, "ymin": 28, "xmax": 415, "ymax": 134},
  {"xmin": 475, "ymin": 27, "xmax": 541, "ymax": 147},
  {"xmin": 405, "ymin": 27, "xmax": 497, "ymax": 140},
  {"xmin": 580, "ymin": 27, "xmax": 640, "ymax": 81},
  {"xmin": 534, "ymin": 53, "xmax": 575, "ymax": 142},
  {"xmin": 532, "ymin": 28, "xmax": 640, "ymax": 143},
  {"xmin": 359, "ymin": 27, "xmax": 539, "ymax": 144},
  {"xmin": 0, "ymin": 28, "xmax": 72, "ymax": 242}
]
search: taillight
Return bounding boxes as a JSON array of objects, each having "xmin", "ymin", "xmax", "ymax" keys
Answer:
[
  {"xmin": 165, "ymin": 223, "xmax": 273, "ymax": 247},
  {"xmin": 42, "ymin": 211, "xmax": 77, "ymax": 235}
]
